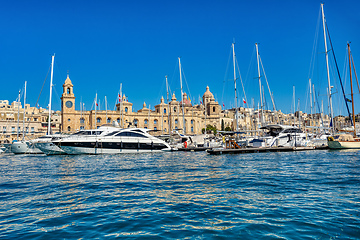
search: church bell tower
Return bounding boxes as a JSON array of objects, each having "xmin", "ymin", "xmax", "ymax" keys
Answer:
[{"xmin": 61, "ymin": 73, "xmax": 76, "ymax": 132}]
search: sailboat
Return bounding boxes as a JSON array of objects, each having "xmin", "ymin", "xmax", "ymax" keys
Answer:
[
  {"xmin": 33, "ymin": 54, "xmax": 67, "ymax": 155},
  {"xmin": 328, "ymin": 43, "xmax": 360, "ymax": 149},
  {"xmin": 10, "ymin": 81, "xmax": 43, "ymax": 154}
]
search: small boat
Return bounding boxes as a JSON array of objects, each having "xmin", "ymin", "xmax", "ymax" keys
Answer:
[
  {"xmin": 33, "ymin": 134, "xmax": 67, "ymax": 155},
  {"xmin": 54, "ymin": 125, "xmax": 171, "ymax": 154},
  {"xmin": 254, "ymin": 124, "xmax": 313, "ymax": 147},
  {"xmin": 10, "ymin": 140, "xmax": 44, "ymax": 154}
]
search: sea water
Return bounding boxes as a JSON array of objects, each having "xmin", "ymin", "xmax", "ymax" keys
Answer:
[{"xmin": 0, "ymin": 150, "xmax": 359, "ymax": 239}]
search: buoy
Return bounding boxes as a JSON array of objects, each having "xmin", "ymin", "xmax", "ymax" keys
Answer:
[{"xmin": 184, "ymin": 141, "xmax": 188, "ymax": 148}]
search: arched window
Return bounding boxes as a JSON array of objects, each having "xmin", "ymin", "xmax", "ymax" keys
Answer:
[
  {"xmin": 97, "ymin": 117, "xmax": 101, "ymax": 123},
  {"xmin": 117, "ymin": 118, "xmax": 120, "ymax": 123},
  {"xmin": 154, "ymin": 127, "xmax": 157, "ymax": 130},
  {"xmin": 213, "ymin": 106, "xmax": 216, "ymax": 112},
  {"xmin": 67, "ymin": 88, "xmax": 71, "ymax": 94},
  {"xmin": 191, "ymin": 119, "xmax": 194, "ymax": 124},
  {"xmin": 144, "ymin": 119, "xmax": 148, "ymax": 124},
  {"xmin": 174, "ymin": 107, "xmax": 177, "ymax": 112},
  {"xmin": 164, "ymin": 128, "xmax": 167, "ymax": 132},
  {"xmin": 68, "ymin": 118, "xmax": 71, "ymax": 122},
  {"xmin": 134, "ymin": 119, "xmax": 138, "ymax": 125},
  {"xmin": 154, "ymin": 119, "xmax": 157, "ymax": 124},
  {"xmin": 80, "ymin": 118, "xmax": 85, "ymax": 124},
  {"xmin": 164, "ymin": 108, "xmax": 166, "ymax": 114},
  {"xmin": 67, "ymin": 126, "xmax": 71, "ymax": 132},
  {"xmin": 107, "ymin": 118, "xmax": 111, "ymax": 123},
  {"xmin": 191, "ymin": 126, "xmax": 194, "ymax": 132},
  {"xmin": 175, "ymin": 119, "xmax": 178, "ymax": 124},
  {"xmin": 125, "ymin": 107, "xmax": 128, "ymax": 113}
]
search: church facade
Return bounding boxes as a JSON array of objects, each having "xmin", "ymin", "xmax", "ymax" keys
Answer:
[{"xmin": 61, "ymin": 75, "xmax": 223, "ymax": 135}]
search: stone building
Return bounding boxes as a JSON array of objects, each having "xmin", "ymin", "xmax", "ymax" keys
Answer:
[
  {"xmin": 60, "ymin": 75, "xmax": 222, "ymax": 135},
  {"xmin": 0, "ymin": 100, "xmax": 61, "ymax": 143}
]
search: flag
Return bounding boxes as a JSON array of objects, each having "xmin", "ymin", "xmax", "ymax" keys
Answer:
[
  {"xmin": 200, "ymin": 101, "xmax": 202, "ymax": 104},
  {"xmin": 188, "ymin": 96, "xmax": 191, "ymax": 102},
  {"xmin": 118, "ymin": 94, "xmax": 122, "ymax": 102},
  {"xmin": 243, "ymin": 98, "xmax": 246, "ymax": 104},
  {"xmin": 222, "ymin": 103, "xmax": 225, "ymax": 108}
]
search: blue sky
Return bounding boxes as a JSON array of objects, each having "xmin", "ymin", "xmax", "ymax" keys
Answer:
[{"xmin": 1, "ymin": 0, "xmax": 359, "ymax": 116}]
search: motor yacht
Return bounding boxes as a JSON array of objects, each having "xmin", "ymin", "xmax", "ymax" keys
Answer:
[
  {"xmin": 54, "ymin": 126, "xmax": 171, "ymax": 154},
  {"xmin": 252, "ymin": 124, "xmax": 313, "ymax": 147}
]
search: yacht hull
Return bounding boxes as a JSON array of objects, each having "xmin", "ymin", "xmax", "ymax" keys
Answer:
[
  {"xmin": 34, "ymin": 142, "xmax": 66, "ymax": 155},
  {"xmin": 10, "ymin": 141, "xmax": 43, "ymax": 154}
]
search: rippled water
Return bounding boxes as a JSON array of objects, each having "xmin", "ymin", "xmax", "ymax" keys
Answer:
[{"xmin": 0, "ymin": 150, "xmax": 359, "ymax": 239}]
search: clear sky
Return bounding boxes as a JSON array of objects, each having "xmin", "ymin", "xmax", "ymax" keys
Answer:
[{"xmin": 1, "ymin": 0, "xmax": 359, "ymax": 116}]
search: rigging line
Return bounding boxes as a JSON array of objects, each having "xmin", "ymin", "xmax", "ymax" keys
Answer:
[
  {"xmin": 180, "ymin": 66, "xmax": 192, "ymax": 103},
  {"xmin": 221, "ymin": 46, "xmax": 233, "ymax": 106},
  {"xmin": 259, "ymin": 56, "xmax": 276, "ymax": 111},
  {"xmin": 235, "ymin": 54, "xmax": 249, "ymax": 108},
  {"xmin": 326, "ymin": 22, "xmax": 352, "ymax": 124},
  {"xmin": 314, "ymin": 88, "xmax": 325, "ymax": 130},
  {"xmin": 308, "ymin": 7, "xmax": 322, "ymax": 80},
  {"xmin": 351, "ymin": 53, "xmax": 360, "ymax": 94}
]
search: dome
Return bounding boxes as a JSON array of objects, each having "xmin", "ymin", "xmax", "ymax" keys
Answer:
[
  {"xmin": 202, "ymin": 86, "xmax": 214, "ymax": 99},
  {"xmin": 180, "ymin": 93, "xmax": 192, "ymax": 107}
]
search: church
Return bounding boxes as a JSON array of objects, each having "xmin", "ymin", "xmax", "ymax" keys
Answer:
[{"xmin": 61, "ymin": 75, "xmax": 223, "ymax": 135}]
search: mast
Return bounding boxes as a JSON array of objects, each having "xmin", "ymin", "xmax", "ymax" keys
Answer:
[
  {"xmin": 119, "ymin": 84, "xmax": 123, "ymax": 128},
  {"xmin": 105, "ymin": 96, "xmax": 108, "ymax": 122},
  {"xmin": 293, "ymin": 85, "xmax": 295, "ymax": 126},
  {"xmin": 255, "ymin": 43, "xmax": 264, "ymax": 126},
  {"xmin": 47, "ymin": 54, "xmax": 55, "ymax": 135},
  {"xmin": 348, "ymin": 43, "xmax": 356, "ymax": 137},
  {"xmin": 95, "ymin": 93, "xmax": 97, "ymax": 129},
  {"xmin": 22, "ymin": 81, "xmax": 27, "ymax": 141},
  {"xmin": 178, "ymin": 57, "xmax": 185, "ymax": 134},
  {"xmin": 232, "ymin": 42, "xmax": 238, "ymax": 131},
  {"xmin": 321, "ymin": 3, "xmax": 334, "ymax": 133},
  {"xmin": 166, "ymin": 76, "xmax": 170, "ymax": 133},
  {"xmin": 16, "ymin": 90, "xmax": 20, "ymax": 140}
]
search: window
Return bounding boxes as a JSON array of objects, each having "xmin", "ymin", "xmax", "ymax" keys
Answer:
[
  {"xmin": 115, "ymin": 132, "xmax": 147, "ymax": 138},
  {"xmin": 213, "ymin": 106, "xmax": 216, "ymax": 112},
  {"xmin": 117, "ymin": 118, "xmax": 120, "ymax": 123},
  {"xmin": 191, "ymin": 120, "xmax": 194, "ymax": 124},
  {"xmin": 191, "ymin": 126, "xmax": 194, "ymax": 132},
  {"xmin": 125, "ymin": 107, "xmax": 128, "ymax": 113},
  {"xmin": 175, "ymin": 119, "xmax": 178, "ymax": 124},
  {"xmin": 154, "ymin": 127, "xmax": 157, "ymax": 130},
  {"xmin": 26, "ymin": 127, "xmax": 29, "ymax": 133},
  {"xmin": 174, "ymin": 107, "xmax": 177, "ymax": 112},
  {"xmin": 164, "ymin": 108, "xmax": 166, "ymax": 114},
  {"xmin": 175, "ymin": 126, "xmax": 178, "ymax": 130},
  {"xmin": 67, "ymin": 126, "xmax": 71, "ymax": 131},
  {"xmin": 68, "ymin": 118, "xmax": 71, "ymax": 122},
  {"xmin": 80, "ymin": 126, "xmax": 84, "ymax": 130},
  {"xmin": 67, "ymin": 88, "xmax": 71, "ymax": 94},
  {"xmin": 3, "ymin": 126, "xmax": 6, "ymax": 132},
  {"xmin": 12, "ymin": 126, "xmax": 15, "ymax": 133},
  {"xmin": 134, "ymin": 119, "xmax": 138, "ymax": 125},
  {"xmin": 80, "ymin": 118, "xmax": 85, "ymax": 124},
  {"xmin": 144, "ymin": 119, "xmax": 148, "ymax": 124},
  {"xmin": 107, "ymin": 118, "xmax": 111, "ymax": 123},
  {"xmin": 154, "ymin": 119, "xmax": 157, "ymax": 124},
  {"xmin": 97, "ymin": 118, "xmax": 101, "ymax": 123},
  {"xmin": 164, "ymin": 128, "xmax": 167, "ymax": 132},
  {"xmin": 31, "ymin": 127, "xmax": 34, "ymax": 133},
  {"xmin": 34, "ymin": 118, "xmax": 37, "ymax": 121}
]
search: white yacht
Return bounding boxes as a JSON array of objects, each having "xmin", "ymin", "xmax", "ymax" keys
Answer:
[
  {"xmin": 33, "ymin": 134, "xmax": 67, "ymax": 155},
  {"xmin": 10, "ymin": 140, "xmax": 44, "ymax": 154},
  {"xmin": 54, "ymin": 126, "xmax": 171, "ymax": 154},
  {"xmin": 251, "ymin": 124, "xmax": 313, "ymax": 147}
]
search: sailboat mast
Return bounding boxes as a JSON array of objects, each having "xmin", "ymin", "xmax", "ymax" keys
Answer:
[
  {"xmin": 165, "ymin": 76, "xmax": 171, "ymax": 133},
  {"xmin": 23, "ymin": 81, "xmax": 26, "ymax": 141},
  {"xmin": 119, "ymin": 83, "xmax": 122, "ymax": 128},
  {"xmin": 95, "ymin": 93, "xmax": 97, "ymax": 129},
  {"xmin": 348, "ymin": 43, "xmax": 356, "ymax": 137},
  {"xmin": 321, "ymin": 3, "xmax": 334, "ymax": 133},
  {"xmin": 232, "ymin": 42, "xmax": 238, "ymax": 131},
  {"xmin": 255, "ymin": 43, "xmax": 264, "ymax": 126},
  {"xmin": 48, "ymin": 54, "xmax": 55, "ymax": 135},
  {"xmin": 178, "ymin": 57, "xmax": 185, "ymax": 134},
  {"xmin": 17, "ymin": 90, "xmax": 20, "ymax": 140}
]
